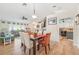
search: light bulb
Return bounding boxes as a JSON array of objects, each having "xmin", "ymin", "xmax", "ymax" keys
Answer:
[{"xmin": 32, "ymin": 15, "xmax": 37, "ymax": 18}]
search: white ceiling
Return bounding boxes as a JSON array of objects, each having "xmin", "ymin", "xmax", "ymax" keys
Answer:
[{"xmin": 0, "ymin": 3, "xmax": 79, "ymax": 23}]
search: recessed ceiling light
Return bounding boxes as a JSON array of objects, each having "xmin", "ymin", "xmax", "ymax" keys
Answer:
[
  {"xmin": 22, "ymin": 3, "xmax": 27, "ymax": 6},
  {"xmin": 52, "ymin": 5, "xmax": 56, "ymax": 8},
  {"xmin": 32, "ymin": 15, "xmax": 37, "ymax": 19}
]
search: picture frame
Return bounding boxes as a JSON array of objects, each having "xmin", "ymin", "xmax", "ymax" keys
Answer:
[
  {"xmin": 48, "ymin": 17, "xmax": 57, "ymax": 25},
  {"xmin": 59, "ymin": 17, "xmax": 72, "ymax": 23}
]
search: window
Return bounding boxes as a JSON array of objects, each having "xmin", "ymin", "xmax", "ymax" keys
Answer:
[
  {"xmin": 1, "ymin": 21, "xmax": 5, "ymax": 23},
  {"xmin": 7, "ymin": 21, "xmax": 11, "ymax": 24},
  {"xmin": 21, "ymin": 23, "xmax": 23, "ymax": 25},
  {"xmin": 24, "ymin": 24, "xmax": 26, "ymax": 25},
  {"xmin": 17, "ymin": 23, "xmax": 19, "ymax": 25},
  {"xmin": 13, "ymin": 22, "xmax": 16, "ymax": 24}
]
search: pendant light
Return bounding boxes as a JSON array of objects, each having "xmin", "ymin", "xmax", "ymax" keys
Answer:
[{"xmin": 32, "ymin": 4, "xmax": 37, "ymax": 19}]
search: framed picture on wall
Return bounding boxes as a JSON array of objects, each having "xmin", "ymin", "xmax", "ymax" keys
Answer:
[
  {"xmin": 59, "ymin": 17, "xmax": 72, "ymax": 24},
  {"xmin": 48, "ymin": 17, "xmax": 57, "ymax": 25}
]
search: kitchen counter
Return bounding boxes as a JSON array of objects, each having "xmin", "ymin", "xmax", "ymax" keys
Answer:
[{"xmin": 59, "ymin": 28, "xmax": 73, "ymax": 39}]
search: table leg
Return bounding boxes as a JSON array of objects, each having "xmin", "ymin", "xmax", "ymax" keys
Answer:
[
  {"xmin": 10, "ymin": 37, "xmax": 11, "ymax": 44},
  {"xmin": 37, "ymin": 44, "xmax": 40, "ymax": 51},
  {"xmin": 33, "ymin": 41, "xmax": 36, "ymax": 55},
  {"xmin": 4, "ymin": 38, "xmax": 5, "ymax": 46}
]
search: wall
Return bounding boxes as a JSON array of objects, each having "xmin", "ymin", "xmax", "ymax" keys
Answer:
[
  {"xmin": 0, "ymin": 21, "xmax": 9, "ymax": 32},
  {"xmin": 46, "ymin": 15, "xmax": 59, "ymax": 42},
  {"xmin": 73, "ymin": 24, "xmax": 79, "ymax": 47},
  {"xmin": 73, "ymin": 10, "xmax": 79, "ymax": 48},
  {"xmin": 46, "ymin": 10, "xmax": 77, "ymax": 42},
  {"xmin": 0, "ymin": 18, "xmax": 27, "ymax": 32}
]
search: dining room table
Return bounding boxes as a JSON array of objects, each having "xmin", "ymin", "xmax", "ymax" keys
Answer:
[{"xmin": 30, "ymin": 34, "xmax": 46, "ymax": 55}]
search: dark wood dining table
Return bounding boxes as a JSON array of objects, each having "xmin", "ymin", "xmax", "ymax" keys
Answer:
[{"xmin": 30, "ymin": 34, "xmax": 46, "ymax": 55}]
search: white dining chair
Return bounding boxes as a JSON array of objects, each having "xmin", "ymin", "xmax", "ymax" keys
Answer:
[
  {"xmin": 19, "ymin": 32, "xmax": 25, "ymax": 47},
  {"xmin": 37, "ymin": 29, "xmax": 43, "ymax": 35},
  {"xmin": 20, "ymin": 32, "xmax": 33, "ymax": 54}
]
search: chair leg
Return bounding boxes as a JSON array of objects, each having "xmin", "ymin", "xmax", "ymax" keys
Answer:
[
  {"xmin": 45, "ymin": 46, "xmax": 47, "ymax": 54},
  {"xmin": 37, "ymin": 44, "xmax": 40, "ymax": 51},
  {"xmin": 48, "ymin": 44, "xmax": 50, "ymax": 50},
  {"xmin": 24, "ymin": 45, "xmax": 26, "ymax": 53},
  {"xmin": 29, "ymin": 49, "xmax": 31, "ymax": 55},
  {"xmin": 21, "ymin": 43, "xmax": 23, "ymax": 47}
]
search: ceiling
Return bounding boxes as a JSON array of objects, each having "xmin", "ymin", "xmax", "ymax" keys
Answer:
[{"xmin": 0, "ymin": 3, "xmax": 79, "ymax": 23}]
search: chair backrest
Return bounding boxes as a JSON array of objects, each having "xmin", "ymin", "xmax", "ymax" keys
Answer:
[
  {"xmin": 23, "ymin": 33, "xmax": 30, "ymax": 40},
  {"xmin": 21, "ymin": 32, "xmax": 31, "ymax": 48},
  {"xmin": 19, "ymin": 32, "xmax": 24, "ymax": 38},
  {"xmin": 46, "ymin": 33, "xmax": 51, "ymax": 41},
  {"xmin": 28, "ymin": 32, "xmax": 37, "ymax": 38},
  {"xmin": 37, "ymin": 29, "xmax": 42, "ymax": 35},
  {"xmin": 19, "ymin": 32, "xmax": 25, "ymax": 44},
  {"xmin": 29, "ymin": 32, "xmax": 34, "ymax": 38},
  {"xmin": 44, "ymin": 33, "xmax": 51, "ymax": 45}
]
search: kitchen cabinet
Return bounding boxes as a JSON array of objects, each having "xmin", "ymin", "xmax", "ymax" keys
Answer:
[{"xmin": 59, "ymin": 28, "xmax": 73, "ymax": 40}]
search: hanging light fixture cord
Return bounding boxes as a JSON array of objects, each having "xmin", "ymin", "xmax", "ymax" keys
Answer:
[{"xmin": 33, "ymin": 4, "xmax": 35, "ymax": 15}]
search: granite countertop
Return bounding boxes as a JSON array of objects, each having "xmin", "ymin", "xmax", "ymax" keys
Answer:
[{"xmin": 61, "ymin": 28, "xmax": 73, "ymax": 32}]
